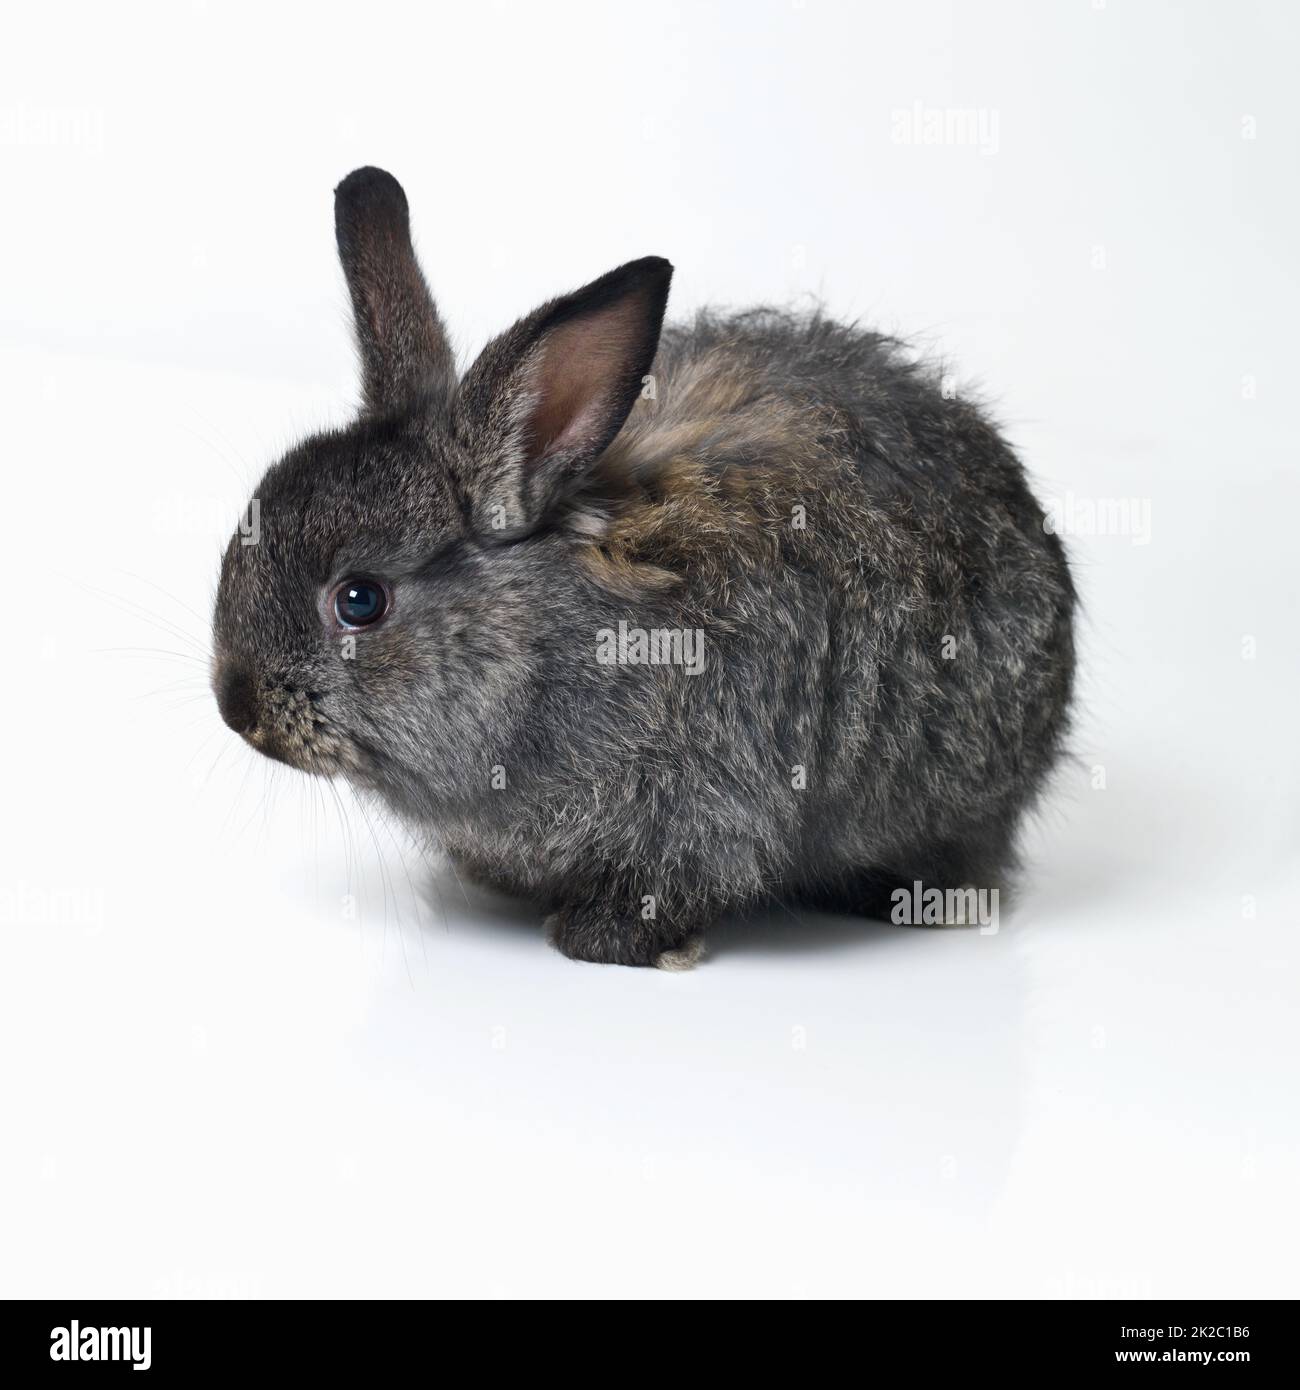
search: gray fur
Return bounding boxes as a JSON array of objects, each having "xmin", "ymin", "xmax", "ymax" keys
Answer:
[{"xmin": 212, "ymin": 167, "xmax": 1075, "ymax": 967}]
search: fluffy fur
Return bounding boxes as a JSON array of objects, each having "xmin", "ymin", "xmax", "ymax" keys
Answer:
[{"xmin": 211, "ymin": 166, "xmax": 1075, "ymax": 968}]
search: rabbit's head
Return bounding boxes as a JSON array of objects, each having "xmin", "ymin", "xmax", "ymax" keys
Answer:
[{"xmin": 211, "ymin": 167, "xmax": 671, "ymax": 807}]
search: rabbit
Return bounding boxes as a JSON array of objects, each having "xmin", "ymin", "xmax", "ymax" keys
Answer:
[{"xmin": 211, "ymin": 166, "xmax": 1075, "ymax": 969}]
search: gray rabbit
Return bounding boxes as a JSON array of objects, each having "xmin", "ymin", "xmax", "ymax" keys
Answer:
[{"xmin": 212, "ymin": 167, "xmax": 1075, "ymax": 968}]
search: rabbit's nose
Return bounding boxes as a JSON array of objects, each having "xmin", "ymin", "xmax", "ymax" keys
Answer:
[{"xmin": 216, "ymin": 665, "xmax": 259, "ymax": 735}]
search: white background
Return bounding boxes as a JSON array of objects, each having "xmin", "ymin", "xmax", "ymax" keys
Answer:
[{"xmin": 2, "ymin": 0, "xmax": 1297, "ymax": 1298}]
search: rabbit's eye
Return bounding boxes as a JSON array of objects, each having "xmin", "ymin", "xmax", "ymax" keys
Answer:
[{"xmin": 333, "ymin": 577, "xmax": 389, "ymax": 628}]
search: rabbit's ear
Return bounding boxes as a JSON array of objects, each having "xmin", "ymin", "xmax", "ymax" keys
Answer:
[
  {"xmin": 455, "ymin": 256, "xmax": 672, "ymax": 536},
  {"xmin": 334, "ymin": 167, "xmax": 457, "ymax": 414}
]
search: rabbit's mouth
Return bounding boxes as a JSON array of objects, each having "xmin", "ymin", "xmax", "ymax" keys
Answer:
[
  {"xmin": 248, "ymin": 723, "xmax": 355, "ymax": 775},
  {"xmin": 251, "ymin": 686, "xmax": 360, "ymax": 775}
]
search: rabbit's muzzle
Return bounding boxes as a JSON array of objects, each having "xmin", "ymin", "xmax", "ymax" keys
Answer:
[{"xmin": 215, "ymin": 664, "xmax": 353, "ymax": 774}]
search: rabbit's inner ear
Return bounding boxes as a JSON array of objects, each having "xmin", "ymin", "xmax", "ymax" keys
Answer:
[
  {"xmin": 334, "ymin": 167, "xmax": 457, "ymax": 415},
  {"xmin": 456, "ymin": 256, "xmax": 673, "ymax": 536},
  {"xmin": 519, "ymin": 288, "xmax": 664, "ymax": 467}
]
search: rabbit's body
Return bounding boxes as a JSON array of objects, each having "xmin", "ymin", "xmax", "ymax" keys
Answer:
[
  {"xmin": 212, "ymin": 168, "xmax": 1074, "ymax": 968},
  {"xmin": 436, "ymin": 311, "xmax": 1074, "ymax": 960}
]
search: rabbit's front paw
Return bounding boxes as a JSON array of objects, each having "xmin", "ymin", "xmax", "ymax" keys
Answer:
[{"xmin": 545, "ymin": 901, "xmax": 708, "ymax": 969}]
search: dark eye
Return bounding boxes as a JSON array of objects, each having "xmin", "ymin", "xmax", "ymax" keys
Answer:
[{"xmin": 333, "ymin": 577, "xmax": 389, "ymax": 628}]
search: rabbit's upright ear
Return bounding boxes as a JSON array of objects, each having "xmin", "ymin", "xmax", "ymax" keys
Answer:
[
  {"xmin": 334, "ymin": 167, "xmax": 457, "ymax": 414},
  {"xmin": 455, "ymin": 257, "xmax": 672, "ymax": 536}
]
